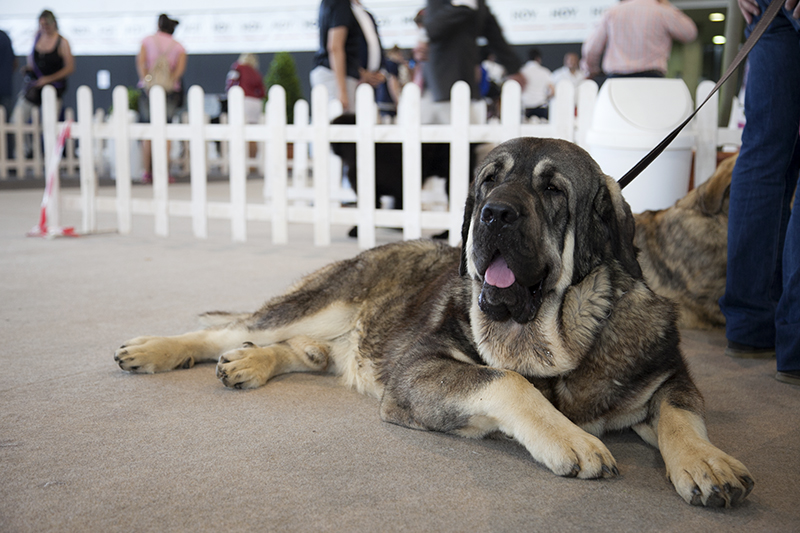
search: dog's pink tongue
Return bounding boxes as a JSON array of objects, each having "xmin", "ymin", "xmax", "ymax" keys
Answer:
[{"xmin": 484, "ymin": 257, "xmax": 515, "ymax": 288}]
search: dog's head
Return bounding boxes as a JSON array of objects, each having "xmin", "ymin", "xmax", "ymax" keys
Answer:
[{"xmin": 460, "ymin": 137, "xmax": 642, "ymax": 324}]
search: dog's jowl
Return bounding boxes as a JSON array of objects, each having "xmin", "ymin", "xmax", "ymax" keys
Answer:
[{"xmin": 115, "ymin": 138, "xmax": 753, "ymax": 508}]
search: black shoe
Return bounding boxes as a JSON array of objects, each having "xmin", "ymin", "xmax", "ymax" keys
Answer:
[
  {"xmin": 724, "ymin": 340, "xmax": 775, "ymax": 359},
  {"xmin": 775, "ymin": 370, "xmax": 800, "ymax": 386}
]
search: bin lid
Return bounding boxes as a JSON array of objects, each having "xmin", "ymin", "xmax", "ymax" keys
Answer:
[
  {"xmin": 585, "ymin": 129, "xmax": 695, "ymax": 150},
  {"xmin": 586, "ymin": 78, "xmax": 695, "ymax": 149}
]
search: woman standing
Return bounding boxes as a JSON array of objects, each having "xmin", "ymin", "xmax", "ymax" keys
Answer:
[
  {"xmin": 310, "ymin": 0, "xmax": 385, "ymax": 113},
  {"xmin": 136, "ymin": 14, "xmax": 187, "ymax": 183},
  {"xmin": 11, "ymin": 9, "xmax": 75, "ymax": 157}
]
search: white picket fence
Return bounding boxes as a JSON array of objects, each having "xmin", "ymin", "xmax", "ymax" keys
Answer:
[
  {"xmin": 0, "ymin": 105, "xmax": 80, "ymax": 179},
  {"xmin": 33, "ymin": 78, "xmax": 739, "ymax": 249}
]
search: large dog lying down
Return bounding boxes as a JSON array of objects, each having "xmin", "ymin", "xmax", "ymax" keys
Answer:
[
  {"xmin": 115, "ymin": 138, "xmax": 753, "ymax": 507},
  {"xmin": 634, "ymin": 155, "xmax": 735, "ymax": 329}
]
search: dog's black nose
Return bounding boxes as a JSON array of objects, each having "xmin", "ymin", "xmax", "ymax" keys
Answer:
[{"xmin": 481, "ymin": 201, "xmax": 520, "ymax": 231}]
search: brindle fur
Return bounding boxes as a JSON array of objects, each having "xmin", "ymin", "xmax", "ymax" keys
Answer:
[
  {"xmin": 634, "ymin": 155, "xmax": 735, "ymax": 329},
  {"xmin": 115, "ymin": 138, "xmax": 752, "ymax": 507}
]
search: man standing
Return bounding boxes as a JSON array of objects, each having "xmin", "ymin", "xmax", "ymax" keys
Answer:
[
  {"xmin": 581, "ymin": 0, "xmax": 697, "ymax": 78},
  {"xmin": 421, "ymin": 0, "xmax": 524, "ymax": 123},
  {"xmin": 519, "ymin": 49, "xmax": 551, "ymax": 120}
]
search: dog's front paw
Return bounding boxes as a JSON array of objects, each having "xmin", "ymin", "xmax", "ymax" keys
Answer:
[
  {"xmin": 543, "ymin": 428, "xmax": 619, "ymax": 479},
  {"xmin": 216, "ymin": 342, "xmax": 273, "ymax": 389},
  {"xmin": 667, "ymin": 441, "xmax": 754, "ymax": 507},
  {"xmin": 114, "ymin": 336, "xmax": 195, "ymax": 373}
]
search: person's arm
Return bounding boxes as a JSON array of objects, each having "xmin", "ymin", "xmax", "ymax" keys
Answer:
[
  {"xmin": 327, "ymin": 25, "xmax": 349, "ymax": 110},
  {"xmin": 788, "ymin": 0, "xmax": 800, "ymax": 19},
  {"xmin": 172, "ymin": 50, "xmax": 187, "ymax": 81},
  {"xmin": 481, "ymin": 9, "xmax": 522, "ymax": 77},
  {"xmin": 35, "ymin": 36, "xmax": 75, "ymax": 87},
  {"xmin": 136, "ymin": 43, "xmax": 148, "ymax": 81},
  {"xmin": 660, "ymin": 1, "xmax": 698, "ymax": 43},
  {"xmin": 737, "ymin": 0, "xmax": 759, "ymax": 24},
  {"xmin": 581, "ymin": 19, "xmax": 607, "ymax": 77}
]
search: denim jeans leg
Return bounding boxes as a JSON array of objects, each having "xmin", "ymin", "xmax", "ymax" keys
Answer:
[
  {"xmin": 776, "ymin": 162, "xmax": 800, "ymax": 370},
  {"xmin": 720, "ymin": 6, "xmax": 800, "ymax": 349}
]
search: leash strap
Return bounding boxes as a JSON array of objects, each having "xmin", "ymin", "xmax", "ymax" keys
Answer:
[{"xmin": 617, "ymin": 0, "xmax": 785, "ymax": 190}]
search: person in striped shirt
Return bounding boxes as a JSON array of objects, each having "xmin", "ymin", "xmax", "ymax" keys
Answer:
[{"xmin": 581, "ymin": 0, "xmax": 697, "ymax": 78}]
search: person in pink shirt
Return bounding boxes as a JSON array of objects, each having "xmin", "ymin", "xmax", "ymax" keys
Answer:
[
  {"xmin": 581, "ymin": 0, "xmax": 697, "ymax": 78},
  {"xmin": 135, "ymin": 14, "xmax": 187, "ymax": 183}
]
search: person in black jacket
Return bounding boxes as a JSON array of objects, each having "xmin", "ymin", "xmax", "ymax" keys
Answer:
[{"xmin": 419, "ymin": 0, "xmax": 524, "ymax": 124}]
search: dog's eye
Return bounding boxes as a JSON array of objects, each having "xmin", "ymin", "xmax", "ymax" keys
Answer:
[
  {"xmin": 545, "ymin": 183, "xmax": 563, "ymax": 195},
  {"xmin": 482, "ymin": 173, "xmax": 497, "ymax": 188}
]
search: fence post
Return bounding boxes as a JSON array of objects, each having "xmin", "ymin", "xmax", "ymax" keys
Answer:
[
  {"xmin": 76, "ymin": 86, "xmax": 97, "ymax": 233},
  {"xmin": 267, "ymin": 85, "xmax": 288, "ymax": 244},
  {"xmin": 311, "ymin": 85, "xmax": 332, "ymax": 246},
  {"xmin": 227, "ymin": 86, "xmax": 247, "ymax": 242},
  {"xmin": 355, "ymin": 84, "xmax": 377, "ymax": 249},
  {"xmin": 551, "ymin": 79, "xmax": 575, "ymax": 142},
  {"xmin": 11, "ymin": 104, "xmax": 25, "ymax": 176},
  {"xmin": 399, "ymin": 83, "xmax": 422, "ymax": 240},
  {"xmin": 187, "ymin": 85, "xmax": 208, "ymax": 239},
  {"xmin": 500, "ymin": 80, "xmax": 522, "ymax": 142},
  {"xmin": 112, "ymin": 86, "xmax": 133, "ymax": 234},
  {"xmin": 448, "ymin": 81, "xmax": 471, "ymax": 246},
  {"xmin": 694, "ymin": 80, "xmax": 718, "ymax": 187},
  {"xmin": 41, "ymin": 86, "xmax": 60, "ymax": 230},
  {"xmin": 148, "ymin": 85, "xmax": 169, "ymax": 236},
  {"xmin": 293, "ymin": 99, "xmax": 310, "ymax": 190},
  {"xmin": 575, "ymin": 80, "xmax": 598, "ymax": 149}
]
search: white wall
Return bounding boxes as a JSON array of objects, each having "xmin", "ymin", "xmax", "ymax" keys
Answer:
[{"xmin": 0, "ymin": 0, "xmax": 615, "ymax": 56}]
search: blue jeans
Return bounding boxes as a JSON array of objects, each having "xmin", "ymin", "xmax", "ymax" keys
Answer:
[{"xmin": 720, "ymin": 1, "xmax": 800, "ymax": 370}]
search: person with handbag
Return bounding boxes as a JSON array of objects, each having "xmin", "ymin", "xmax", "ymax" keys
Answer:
[
  {"xmin": 10, "ymin": 9, "xmax": 74, "ymax": 159},
  {"xmin": 136, "ymin": 14, "xmax": 187, "ymax": 183}
]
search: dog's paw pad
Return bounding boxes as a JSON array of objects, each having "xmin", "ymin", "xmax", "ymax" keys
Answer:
[{"xmin": 670, "ymin": 447, "xmax": 754, "ymax": 507}]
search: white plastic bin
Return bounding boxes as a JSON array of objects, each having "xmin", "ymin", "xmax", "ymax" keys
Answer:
[{"xmin": 585, "ymin": 78, "xmax": 695, "ymax": 213}]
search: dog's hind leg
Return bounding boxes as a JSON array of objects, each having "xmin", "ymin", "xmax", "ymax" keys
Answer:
[
  {"xmin": 634, "ymin": 385, "xmax": 754, "ymax": 507},
  {"xmin": 215, "ymin": 336, "xmax": 330, "ymax": 389}
]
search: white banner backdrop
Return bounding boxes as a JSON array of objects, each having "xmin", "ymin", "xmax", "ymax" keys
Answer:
[{"xmin": 0, "ymin": 0, "xmax": 614, "ymax": 56}]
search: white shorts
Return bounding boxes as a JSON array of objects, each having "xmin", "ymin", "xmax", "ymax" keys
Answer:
[
  {"xmin": 243, "ymin": 96, "xmax": 263, "ymax": 124},
  {"xmin": 309, "ymin": 65, "xmax": 358, "ymax": 114}
]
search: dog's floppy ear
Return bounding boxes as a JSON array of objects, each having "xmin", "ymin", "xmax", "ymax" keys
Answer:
[
  {"xmin": 593, "ymin": 176, "xmax": 643, "ymax": 279},
  {"xmin": 458, "ymin": 188, "xmax": 476, "ymax": 277}
]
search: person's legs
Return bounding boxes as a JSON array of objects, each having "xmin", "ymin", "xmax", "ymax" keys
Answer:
[
  {"xmin": 768, "ymin": 3, "xmax": 800, "ymax": 374},
  {"xmin": 721, "ymin": 7, "xmax": 800, "ymax": 351},
  {"xmin": 309, "ymin": 66, "xmax": 357, "ymax": 114},
  {"xmin": 775, "ymin": 154, "xmax": 800, "ymax": 373}
]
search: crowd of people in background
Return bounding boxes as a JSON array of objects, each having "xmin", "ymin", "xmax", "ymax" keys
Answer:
[{"xmin": 0, "ymin": 2, "xmax": 704, "ymax": 142}]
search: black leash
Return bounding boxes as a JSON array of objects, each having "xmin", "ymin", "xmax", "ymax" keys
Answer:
[{"xmin": 618, "ymin": 0, "xmax": 785, "ymax": 190}]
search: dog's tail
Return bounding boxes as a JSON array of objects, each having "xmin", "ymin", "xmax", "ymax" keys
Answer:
[{"xmin": 198, "ymin": 311, "xmax": 250, "ymax": 328}]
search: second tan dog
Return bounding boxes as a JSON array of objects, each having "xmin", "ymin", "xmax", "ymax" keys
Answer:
[{"xmin": 634, "ymin": 156, "xmax": 735, "ymax": 329}]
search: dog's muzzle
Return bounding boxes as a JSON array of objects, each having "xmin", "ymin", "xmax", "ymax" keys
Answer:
[{"xmin": 475, "ymin": 200, "xmax": 546, "ymax": 324}]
